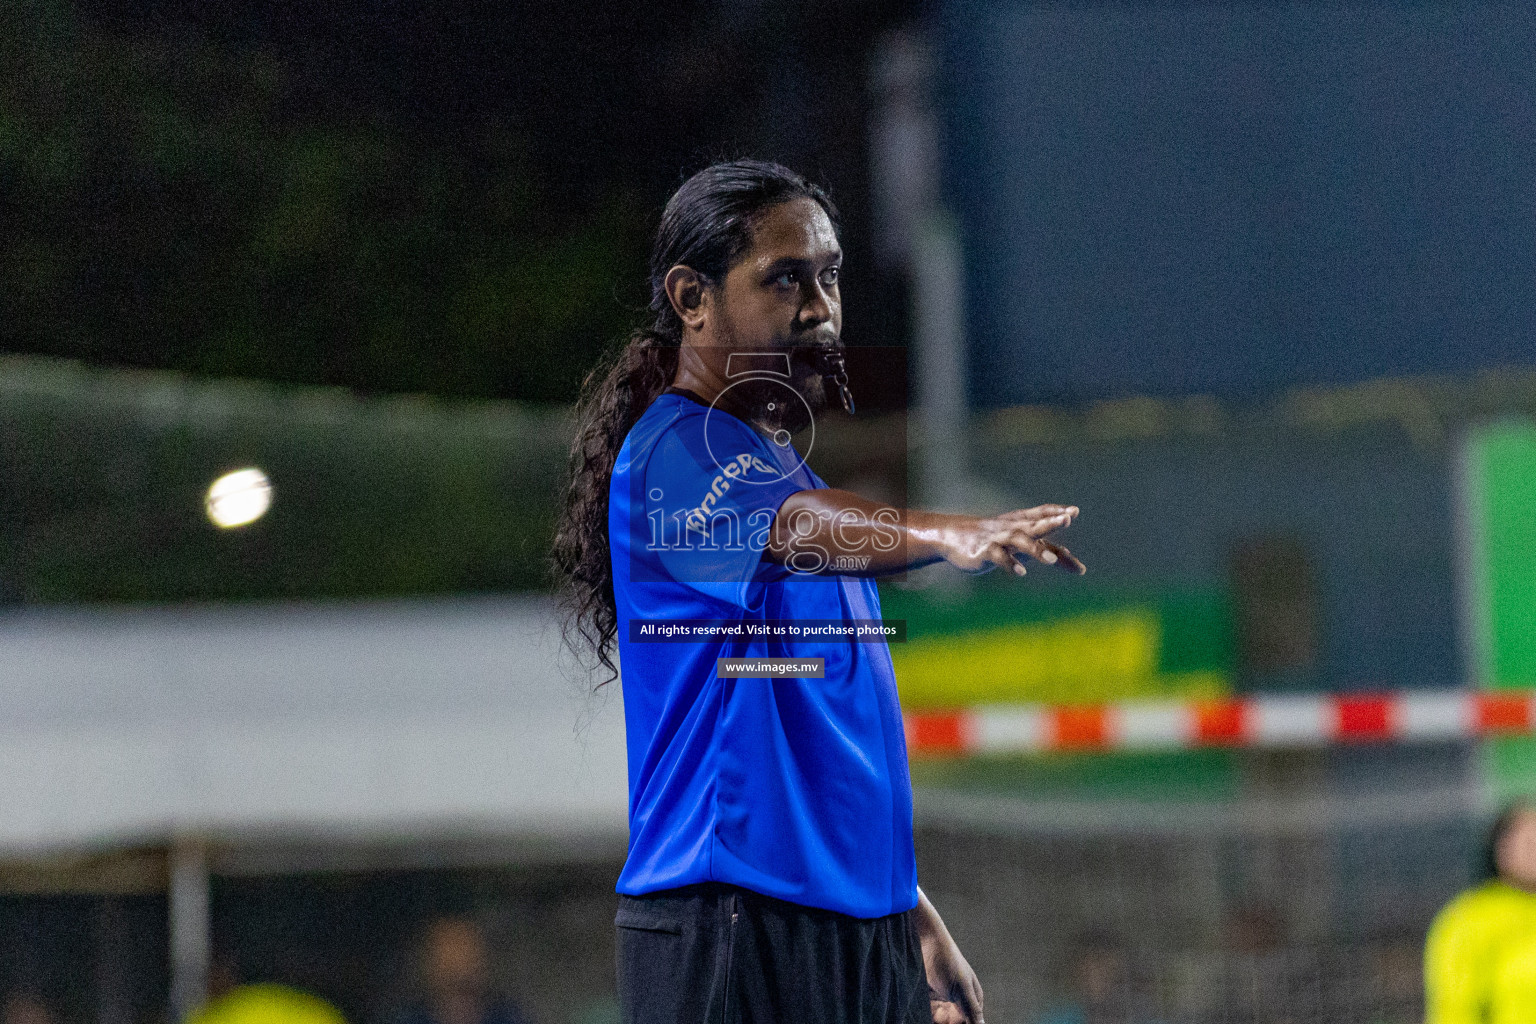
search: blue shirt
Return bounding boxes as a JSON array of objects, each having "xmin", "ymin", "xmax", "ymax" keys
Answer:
[{"xmin": 609, "ymin": 390, "xmax": 918, "ymax": 919}]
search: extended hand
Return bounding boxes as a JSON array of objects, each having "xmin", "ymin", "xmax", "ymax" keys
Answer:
[
  {"xmin": 924, "ymin": 504, "xmax": 1085, "ymax": 576},
  {"xmin": 763, "ymin": 491, "xmax": 1086, "ymax": 579}
]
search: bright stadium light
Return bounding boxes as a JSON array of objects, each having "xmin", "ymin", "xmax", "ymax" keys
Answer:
[{"xmin": 205, "ymin": 467, "xmax": 273, "ymax": 528}]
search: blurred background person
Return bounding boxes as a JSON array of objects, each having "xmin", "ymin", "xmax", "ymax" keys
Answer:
[
  {"xmin": 392, "ymin": 917, "xmax": 529, "ymax": 1024},
  {"xmin": 1425, "ymin": 801, "xmax": 1536, "ymax": 1024},
  {"xmin": 1364, "ymin": 930, "xmax": 1423, "ymax": 1024},
  {"xmin": 0, "ymin": 994, "xmax": 55, "ymax": 1024},
  {"xmin": 1036, "ymin": 928, "xmax": 1162, "ymax": 1024},
  {"xmin": 1211, "ymin": 903, "xmax": 1328, "ymax": 1024}
]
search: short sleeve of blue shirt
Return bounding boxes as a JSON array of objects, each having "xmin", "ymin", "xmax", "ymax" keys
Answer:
[
  {"xmin": 644, "ymin": 409, "xmax": 804, "ymax": 611},
  {"xmin": 608, "ymin": 391, "xmax": 919, "ymax": 920}
]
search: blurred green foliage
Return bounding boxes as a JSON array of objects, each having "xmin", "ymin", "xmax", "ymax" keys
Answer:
[
  {"xmin": 0, "ymin": 0, "xmax": 646, "ymax": 402},
  {"xmin": 0, "ymin": 355, "xmax": 572, "ymax": 602}
]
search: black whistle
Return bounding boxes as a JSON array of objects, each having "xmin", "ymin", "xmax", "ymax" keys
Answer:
[{"xmin": 817, "ymin": 347, "xmax": 856, "ymax": 415}]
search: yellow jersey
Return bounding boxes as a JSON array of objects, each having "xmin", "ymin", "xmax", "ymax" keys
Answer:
[
  {"xmin": 188, "ymin": 984, "xmax": 347, "ymax": 1024},
  {"xmin": 1426, "ymin": 880, "xmax": 1536, "ymax": 1024}
]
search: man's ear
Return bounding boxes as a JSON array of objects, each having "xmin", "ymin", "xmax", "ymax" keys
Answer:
[{"xmin": 664, "ymin": 265, "xmax": 711, "ymax": 331}]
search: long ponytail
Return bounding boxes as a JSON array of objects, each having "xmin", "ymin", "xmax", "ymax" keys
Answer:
[{"xmin": 551, "ymin": 327, "xmax": 679, "ymax": 684}]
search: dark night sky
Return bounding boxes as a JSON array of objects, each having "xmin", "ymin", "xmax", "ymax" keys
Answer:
[
  {"xmin": 76, "ymin": 0, "xmax": 756, "ymax": 196},
  {"xmin": 28, "ymin": 1, "xmax": 1531, "ymax": 410},
  {"xmin": 6, "ymin": 0, "xmax": 919, "ymax": 407}
]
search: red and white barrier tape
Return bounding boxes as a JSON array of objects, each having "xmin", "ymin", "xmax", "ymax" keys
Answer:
[{"xmin": 903, "ymin": 690, "xmax": 1536, "ymax": 755}]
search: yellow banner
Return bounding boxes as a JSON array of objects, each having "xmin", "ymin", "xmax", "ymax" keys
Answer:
[{"xmin": 893, "ymin": 608, "xmax": 1227, "ymax": 709}]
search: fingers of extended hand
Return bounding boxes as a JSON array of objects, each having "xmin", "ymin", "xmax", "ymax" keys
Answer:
[
  {"xmin": 1019, "ymin": 511, "xmax": 1075, "ymax": 537},
  {"xmin": 1042, "ymin": 541, "xmax": 1087, "ymax": 575},
  {"xmin": 1001, "ymin": 528, "xmax": 1057, "ymax": 565},
  {"xmin": 982, "ymin": 541, "xmax": 1026, "ymax": 575},
  {"xmin": 1002, "ymin": 503, "xmax": 1078, "ymax": 524},
  {"xmin": 1018, "ymin": 503, "xmax": 1073, "ymax": 519}
]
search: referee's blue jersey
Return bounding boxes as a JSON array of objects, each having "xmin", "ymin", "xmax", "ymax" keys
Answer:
[{"xmin": 609, "ymin": 390, "xmax": 918, "ymax": 919}]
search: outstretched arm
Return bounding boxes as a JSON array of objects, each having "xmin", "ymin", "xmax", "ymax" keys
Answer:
[
  {"xmin": 764, "ymin": 488, "xmax": 1085, "ymax": 577},
  {"xmin": 915, "ymin": 887, "xmax": 984, "ymax": 1024}
]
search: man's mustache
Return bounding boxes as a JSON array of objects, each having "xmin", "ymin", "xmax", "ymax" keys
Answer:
[{"xmin": 785, "ymin": 331, "xmax": 842, "ymax": 357}]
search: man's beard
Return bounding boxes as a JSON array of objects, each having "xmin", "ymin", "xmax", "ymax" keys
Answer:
[
  {"xmin": 729, "ymin": 346, "xmax": 829, "ymax": 438},
  {"xmin": 710, "ymin": 317, "xmax": 838, "ymax": 437}
]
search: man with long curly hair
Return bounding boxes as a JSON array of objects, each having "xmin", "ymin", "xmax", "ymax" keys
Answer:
[{"xmin": 553, "ymin": 160, "xmax": 1084, "ymax": 1024}]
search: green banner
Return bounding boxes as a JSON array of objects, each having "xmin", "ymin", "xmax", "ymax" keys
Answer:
[
  {"xmin": 879, "ymin": 581, "xmax": 1238, "ymax": 800},
  {"xmin": 1463, "ymin": 420, "xmax": 1536, "ymax": 794}
]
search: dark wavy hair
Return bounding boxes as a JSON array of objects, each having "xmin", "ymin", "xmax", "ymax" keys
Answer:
[{"xmin": 551, "ymin": 160, "xmax": 839, "ymax": 686}]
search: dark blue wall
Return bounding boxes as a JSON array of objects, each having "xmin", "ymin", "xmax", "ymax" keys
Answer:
[
  {"xmin": 993, "ymin": 425, "xmax": 1461, "ymax": 691},
  {"xmin": 939, "ymin": 2, "xmax": 1536, "ymax": 408}
]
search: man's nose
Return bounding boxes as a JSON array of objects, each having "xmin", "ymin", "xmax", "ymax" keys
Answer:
[{"xmin": 798, "ymin": 279, "xmax": 835, "ymax": 326}]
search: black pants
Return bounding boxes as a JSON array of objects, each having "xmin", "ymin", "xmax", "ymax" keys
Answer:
[{"xmin": 615, "ymin": 883, "xmax": 933, "ymax": 1024}]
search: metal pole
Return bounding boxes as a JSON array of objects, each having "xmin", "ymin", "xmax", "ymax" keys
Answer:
[
  {"xmin": 168, "ymin": 839, "xmax": 211, "ymax": 1022},
  {"xmin": 912, "ymin": 208, "xmax": 970, "ymax": 513},
  {"xmin": 869, "ymin": 28, "xmax": 973, "ymax": 515}
]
